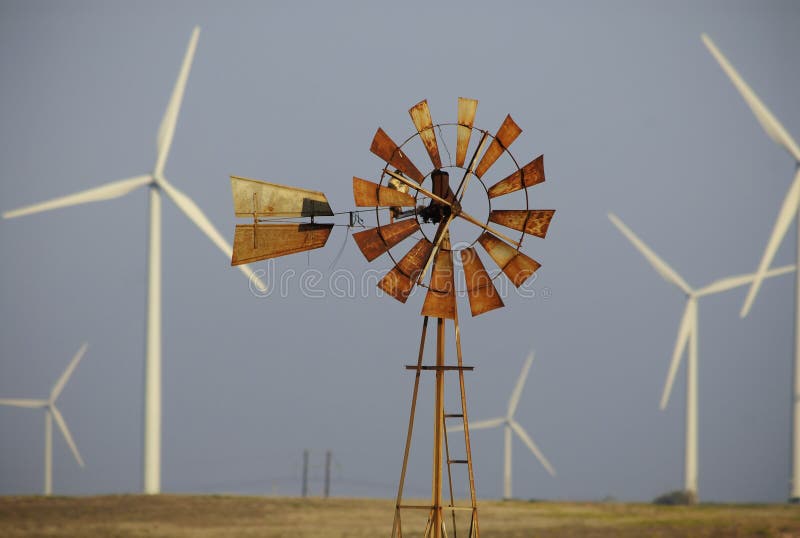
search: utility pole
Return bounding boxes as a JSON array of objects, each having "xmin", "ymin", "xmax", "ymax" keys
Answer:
[
  {"xmin": 324, "ymin": 450, "xmax": 332, "ymax": 498},
  {"xmin": 302, "ymin": 449, "xmax": 309, "ymax": 497}
]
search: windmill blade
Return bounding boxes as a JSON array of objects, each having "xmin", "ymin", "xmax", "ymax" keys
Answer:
[
  {"xmin": 421, "ymin": 248, "xmax": 456, "ymax": 319},
  {"xmin": 155, "ymin": 26, "xmax": 201, "ymax": 176},
  {"xmin": 477, "ymin": 232, "xmax": 540, "ymax": 288},
  {"xmin": 232, "ymin": 176, "xmax": 333, "ymax": 217},
  {"xmin": 353, "ymin": 177, "xmax": 416, "ymax": 207},
  {"xmin": 409, "ymin": 100, "xmax": 442, "ymax": 169},
  {"xmin": 456, "ymin": 97, "xmax": 478, "ymax": 167},
  {"xmin": 0, "ymin": 398, "xmax": 47, "ymax": 408},
  {"xmin": 741, "ymin": 168, "xmax": 800, "ymax": 317},
  {"xmin": 50, "ymin": 406, "xmax": 84, "ymax": 467},
  {"xmin": 487, "ymin": 155, "xmax": 545, "ymax": 199},
  {"xmin": 50, "ymin": 342, "xmax": 88, "ymax": 402},
  {"xmin": 702, "ymin": 34, "xmax": 800, "ymax": 162},
  {"xmin": 474, "ymin": 115, "xmax": 522, "ymax": 178},
  {"xmin": 352, "ymin": 218, "xmax": 420, "ymax": 262},
  {"xmin": 696, "ymin": 264, "xmax": 795, "ymax": 297},
  {"xmin": 447, "ymin": 417, "xmax": 505, "ymax": 433},
  {"xmin": 509, "ymin": 420, "xmax": 556, "ymax": 476},
  {"xmin": 608, "ymin": 213, "xmax": 693, "ymax": 295},
  {"xmin": 661, "ymin": 300, "xmax": 695, "ymax": 410},
  {"xmin": 460, "ymin": 247, "xmax": 504, "ymax": 316},
  {"xmin": 232, "ymin": 223, "xmax": 334, "ymax": 265},
  {"xmin": 378, "ymin": 239, "xmax": 433, "ymax": 303},
  {"xmin": 158, "ymin": 177, "xmax": 267, "ymax": 291},
  {"xmin": 2, "ymin": 175, "xmax": 152, "ymax": 219},
  {"xmin": 370, "ymin": 128, "xmax": 425, "ymax": 183},
  {"xmin": 507, "ymin": 351, "xmax": 535, "ymax": 417},
  {"xmin": 489, "ymin": 210, "xmax": 556, "ymax": 239}
]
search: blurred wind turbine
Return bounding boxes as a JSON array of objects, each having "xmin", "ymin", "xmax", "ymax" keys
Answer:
[
  {"xmin": 702, "ymin": 33, "xmax": 800, "ymax": 502},
  {"xmin": 447, "ymin": 351, "xmax": 555, "ymax": 500},
  {"xmin": 609, "ymin": 212, "xmax": 795, "ymax": 498},
  {"xmin": 2, "ymin": 27, "xmax": 265, "ymax": 494},
  {"xmin": 0, "ymin": 343, "xmax": 88, "ymax": 495}
]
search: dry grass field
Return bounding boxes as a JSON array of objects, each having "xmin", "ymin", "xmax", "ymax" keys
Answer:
[{"xmin": 0, "ymin": 495, "xmax": 799, "ymax": 537}]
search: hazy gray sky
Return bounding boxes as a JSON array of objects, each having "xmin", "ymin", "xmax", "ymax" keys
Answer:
[{"xmin": 1, "ymin": 0, "xmax": 799, "ymax": 502}]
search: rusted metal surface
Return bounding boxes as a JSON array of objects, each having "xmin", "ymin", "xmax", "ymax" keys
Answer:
[
  {"xmin": 370, "ymin": 128, "xmax": 425, "ymax": 183},
  {"xmin": 421, "ymin": 248, "xmax": 456, "ymax": 319},
  {"xmin": 460, "ymin": 247, "xmax": 505, "ymax": 316},
  {"xmin": 409, "ymin": 100, "xmax": 442, "ymax": 169},
  {"xmin": 487, "ymin": 155, "xmax": 545, "ymax": 199},
  {"xmin": 477, "ymin": 232, "xmax": 541, "ymax": 287},
  {"xmin": 378, "ymin": 239, "xmax": 433, "ymax": 303},
  {"xmin": 352, "ymin": 218, "xmax": 420, "ymax": 262},
  {"xmin": 231, "ymin": 223, "xmax": 333, "ymax": 265},
  {"xmin": 353, "ymin": 177, "xmax": 416, "ymax": 207},
  {"xmin": 489, "ymin": 209, "xmax": 556, "ymax": 238},
  {"xmin": 456, "ymin": 97, "xmax": 478, "ymax": 167},
  {"xmin": 230, "ymin": 176, "xmax": 333, "ymax": 218},
  {"xmin": 474, "ymin": 115, "xmax": 522, "ymax": 178}
]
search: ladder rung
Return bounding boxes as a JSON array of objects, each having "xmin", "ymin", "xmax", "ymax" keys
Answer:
[
  {"xmin": 444, "ymin": 414, "xmax": 463, "ymax": 418},
  {"xmin": 448, "ymin": 459, "xmax": 469, "ymax": 464},
  {"xmin": 404, "ymin": 365, "xmax": 475, "ymax": 371}
]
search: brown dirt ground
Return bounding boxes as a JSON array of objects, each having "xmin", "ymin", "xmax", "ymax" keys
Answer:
[{"xmin": 0, "ymin": 495, "xmax": 799, "ymax": 537}]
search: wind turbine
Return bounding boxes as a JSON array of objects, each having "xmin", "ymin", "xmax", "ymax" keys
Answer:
[
  {"xmin": 0, "ymin": 342, "xmax": 88, "ymax": 495},
  {"xmin": 702, "ymin": 33, "xmax": 800, "ymax": 502},
  {"xmin": 2, "ymin": 27, "xmax": 266, "ymax": 494},
  {"xmin": 609, "ymin": 212, "xmax": 795, "ymax": 498},
  {"xmin": 447, "ymin": 351, "xmax": 555, "ymax": 500}
]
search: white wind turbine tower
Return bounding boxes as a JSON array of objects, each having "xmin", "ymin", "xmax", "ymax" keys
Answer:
[
  {"xmin": 702, "ymin": 33, "xmax": 800, "ymax": 502},
  {"xmin": 447, "ymin": 351, "xmax": 555, "ymax": 500},
  {"xmin": 0, "ymin": 343, "xmax": 88, "ymax": 495},
  {"xmin": 2, "ymin": 27, "xmax": 266, "ymax": 495},
  {"xmin": 609, "ymin": 213, "xmax": 795, "ymax": 498}
]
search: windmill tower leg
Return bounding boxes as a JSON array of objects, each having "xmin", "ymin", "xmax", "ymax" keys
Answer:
[
  {"xmin": 503, "ymin": 424, "xmax": 512, "ymax": 500},
  {"xmin": 792, "ymin": 215, "xmax": 800, "ymax": 502},
  {"xmin": 431, "ymin": 318, "xmax": 445, "ymax": 538},
  {"xmin": 685, "ymin": 305, "xmax": 698, "ymax": 500},
  {"xmin": 144, "ymin": 185, "xmax": 162, "ymax": 495},
  {"xmin": 44, "ymin": 411, "xmax": 52, "ymax": 496}
]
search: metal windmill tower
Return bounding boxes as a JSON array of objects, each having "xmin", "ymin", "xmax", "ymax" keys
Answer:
[{"xmin": 229, "ymin": 98, "xmax": 555, "ymax": 537}]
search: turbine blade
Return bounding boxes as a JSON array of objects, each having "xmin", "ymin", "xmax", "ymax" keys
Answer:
[
  {"xmin": 696, "ymin": 264, "xmax": 795, "ymax": 297},
  {"xmin": 231, "ymin": 176, "xmax": 333, "ymax": 218},
  {"xmin": 3, "ymin": 175, "xmax": 151, "ymax": 219},
  {"xmin": 50, "ymin": 407, "xmax": 84, "ymax": 467},
  {"xmin": 460, "ymin": 247, "xmax": 504, "ymax": 316},
  {"xmin": 474, "ymin": 115, "xmax": 522, "ymax": 178},
  {"xmin": 421, "ymin": 248, "xmax": 456, "ymax": 319},
  {"xmin": 510, "ymin": 420, "xmax": 556, "ymax": 476},
  {"xmin": 409, "ymin": 99, "xmax": 442, "ymax": 169},
  {"xmin": 0, "ymin": 398, "xmax": 47, "ymax": 408},
  {"xmin": 487, "ymin": 155, "xmax": 545, "ymax": 199},
  {"xmin": 155, "ymin": 26, "xmax": 201, "ymax": 176},
  {"xmin": 702, "ymin": 34, "xmax": 800, "ymax": 162},
  {"xmin": 741, "ymin": 168, "xmax": 800, "ymax": 316},
  {"xmin": 159, "ymin": 177, "xmax": 267, "ymax": 291},
  {"xmin": 353, "ymin": 177, "xmax": 416, "ymax": 207},
  {"xmin": 608, "ymin": 213, "xmax": 693, "ymax": 295},
  {"xmin": 378, "ymin": 238, "xmax": 433, "ymax": 303},
  {"xmin": 352, "ymin": 218, "xmax": 420, "ymax": 262},
  {"xmin": 489, "ymin": 210, "xmax": 556, "ymax": 239},
  {"xmin": 50, "ymin": 342, "xmax": 88, "ymax": 402},
  {"xmin": 370, "ymin": 128, "xmax": 425, "ymax": 183},
  {"xmin": 661, "ymin": 301, "xmax": 694, "ymax": 410},
  {"xmin": 232, "ymin": 223, "xmax": 333, "ymax": 265},
  {"xmin": 508, "ymin": 351, "xmax": 535, "ymax": 417},
  {"xmin": 456, "ymin": 97, "xmax": 478, "ymax": 167},
  {"xmin": 478, "ymin": 232, "xmax": 540, "ymax": 287},
  {"xmin": 465, "ymin": 417, "xmax": 506, "ymax": 431}
]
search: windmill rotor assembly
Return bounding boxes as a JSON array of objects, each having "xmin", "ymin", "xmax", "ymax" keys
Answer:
[{"xmin": 230, "ymin": 97, "xmax": 554, "ymax": 537}]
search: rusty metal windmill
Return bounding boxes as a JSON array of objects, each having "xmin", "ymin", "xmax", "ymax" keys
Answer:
[{"xmin": 229, "ymin": 98, "xmax": 554, "ymax": 538}]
